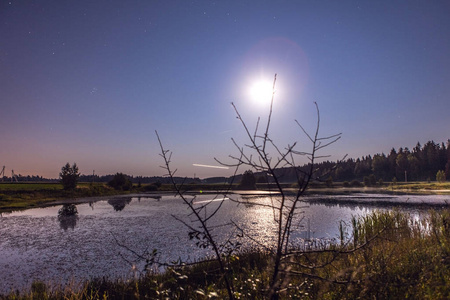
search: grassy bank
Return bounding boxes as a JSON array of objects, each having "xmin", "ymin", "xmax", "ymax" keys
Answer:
[
  {"xmin": 389, "ymin": 181, "xmax": 450, "ymax": 192},
  {"xmin": 305, "ymin": 180, "xmax": 450, "ymax": 194},
  {"xmin": 0, "ymin": 182, "xmax": 133, "ymax": 213},
  {"xmin": 2, "ymin": 209, "xmax": 449, "ymax": 299},
  {"xmin": 1, "ymin": 181, "xmax": 448, "ymax": 213},
  {"xmin": 0, "ymin": 182, "xmax": 240, "ymax": 212}
]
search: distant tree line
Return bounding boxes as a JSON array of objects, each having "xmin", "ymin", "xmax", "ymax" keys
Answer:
[
  {"xmin": 0, "ymin": 174, "xmax": 55, "ymax": 182},
  {"xmin": 2, "ymin": 140, "xmax": 448, "ymax": 184},
  {"xmin": 235, "ymin": 140, "xmax": 449, "ymax": 184},
  {"xmin": 79, "ymin": 174, "xmax": 203, "ymax": 185},
  {"xmin": 304, "ymin": 140, "xmax": 450, "ymax": 183}
]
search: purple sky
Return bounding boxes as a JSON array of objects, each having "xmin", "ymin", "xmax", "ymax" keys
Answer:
[{"xmin": 1, "ymin": 1, "xmax": 449, "ymax": 179}]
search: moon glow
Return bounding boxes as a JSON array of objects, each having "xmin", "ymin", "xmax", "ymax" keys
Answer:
[{"xmin": 249, "ymin": 79, "xmax": 274, "ymax": 105}]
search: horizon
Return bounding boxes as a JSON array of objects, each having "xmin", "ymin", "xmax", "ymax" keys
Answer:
[
  {"xmin": 2, "ymin": 137, "xmax": 448, "ymax": 181},
  {"xmin": 1, "ymin": 1, "xmax": 449, "ymax": 179}
]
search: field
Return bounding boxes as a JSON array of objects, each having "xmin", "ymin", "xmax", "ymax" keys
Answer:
[
  {"xmin": 0, "ymin": 182, "xmax": 125, "ymax": 212},
  {"xmin": 0, "ymin": 182, "xmax": 63, "ymax": 191}
]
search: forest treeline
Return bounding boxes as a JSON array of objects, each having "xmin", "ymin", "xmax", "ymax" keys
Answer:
[
  {"xmin": 0, "ymin": 173, "xmax": 199, "ymax": 185},
  {"xmin": 108, "ymin": 139, "xmax": 450, "ymax": 184},
  {"xmin": 2, "ymin": 140, "xmax": 449, "ymax": 184},
  {"xmin": 304, "ymin": 140, "xmax": 450, "ymax": 183},
  {"xmin": 244, "ymin": 139, "xmax": 450, "ymax": 184}
]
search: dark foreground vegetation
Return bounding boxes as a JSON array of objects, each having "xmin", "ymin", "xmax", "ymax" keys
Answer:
[{"xmin": 2, "ymin": 209, "xmax": 449, "ymax": 299}]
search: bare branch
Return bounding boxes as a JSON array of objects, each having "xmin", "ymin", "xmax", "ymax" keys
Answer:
[
  {"xmin": 154, "ymin": 75, "xmax": 344, "ymax": 299},
  {"xmin": 155, "ymin": 130, "xmax": 236, "ymax": 299}
]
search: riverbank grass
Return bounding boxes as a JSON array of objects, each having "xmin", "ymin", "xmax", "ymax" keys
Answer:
[
  {"xmin": 1, "ymin": 181, "xmax": 449, "ymax": 212},
  {"xmin": 0, "ymin": 182, "xmax": 129, "ymax": 212},
  {"xmin": 390, "ymin": 181, "xmax": 450, "ymax": 191}
]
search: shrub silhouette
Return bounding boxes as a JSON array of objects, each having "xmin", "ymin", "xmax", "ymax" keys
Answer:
[
  {"xmin": 108, "ymin": 173, "xmax": 133, "ymax": 191},
  {"xmin": 436, "ymin": 170, "xmax": 446, "ymax": 183},
  {"xmin": 238, "ymin": 170, "xmax": 256, "ymax": 190}
]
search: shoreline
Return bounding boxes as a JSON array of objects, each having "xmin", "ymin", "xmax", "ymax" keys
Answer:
[
  {"xmin": 310, "ymin": 188, "xmax": 450, "ymax": 195},
  {"xmin": 1, "ymin": 185, "xmax": 450, "ymax": 214},
  {"xmin": 37, "ymin": 188, "xmax": 450, "ymax": 211}
]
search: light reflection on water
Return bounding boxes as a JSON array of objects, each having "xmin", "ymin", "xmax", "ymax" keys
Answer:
[{"xmin": 0, "ymin": 193, "xmax": 447, "ymax": 294}]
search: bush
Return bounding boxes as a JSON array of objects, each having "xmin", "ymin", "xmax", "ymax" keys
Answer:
[
  {"xmin": 350, "ymin": 180, "xmax": 362, "ymax": 187},
  {"xmin": 108, "ymin": 173, "xmax": 133, "ymax": 191},
  {"xmin": 364, "ymin": 175, "xmax": 377, "ymax": 186},
  {"xmin": 256, "ymin": 175, "xmax": 267, "ymax": 183},
  {"xmin": 325, "ymin": 176, "xmax": 333, "ymax": 188},
  {"xmin": 363, "ymin": 176, "xmax": 370, "ymax": 186},
  {"xmin": 369, "ymin": 174, "xmax": 377, "ymax": 185},
  {"xmin": 343, "ymin": 181, "xmax": 350, "ymax": 187},
  {"xmin": 153, "ymin": 181, "xmax": 162, "ymax": 188},
  {"xmin": 237, "ymin": 170, "xmax": 256, "ymax": 190},
  {"xmin": 144, "ymin": 184, "xmax": 158, "ymax": 192},
  {"xmin": 437, "ymin": 170, "xmax": 446, "ymax": 183}
]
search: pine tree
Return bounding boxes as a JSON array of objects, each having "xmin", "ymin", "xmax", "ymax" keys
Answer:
[{"xmin": 59, "ymin": 162, "xmax": 80, "ymax": 190}]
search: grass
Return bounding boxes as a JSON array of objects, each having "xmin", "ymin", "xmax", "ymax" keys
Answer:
[
  {"xmin": 0, "ymin": 182, "xmax": 132, "ymax": 213},
  {"xmin": 305, "ymin": 180, "xmax": 450, "ymax": 194},
  {"xmin": 1, "ymin": 180, "xmax": 448, "ymax": 213},
  {"xmin": 2, "ymin": 209, "xmax": 449, "ymax": 299},
  {"xmin": 0, "ymin": 183, "xmax": 63, "ymax": 191},
  {"xmin": 0, "ymin": 182, "xmax": 241, "ymax": 212},
  {"xmin": 391, "ymin": 181, "xmax": 450, "ymax": 191}
]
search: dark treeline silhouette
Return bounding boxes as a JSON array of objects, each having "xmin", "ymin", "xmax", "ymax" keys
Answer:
[
  {"xmin": 80, "ymin": 174, "xmax": 203, "ymax": 185},
  {"xmin": 229, "ymin": 140, "xmax": 449, "ymax": 184},
  {"xmin": 2, "ymin": 140, "xmax": 448, "ymax": 184},
  {"xmin": 310, "ymin": 140, "xmax": 450, "ymax": 183},
  {"xmin": 0, "ymin": 175, "xmax": 54, "ymax": 182}
]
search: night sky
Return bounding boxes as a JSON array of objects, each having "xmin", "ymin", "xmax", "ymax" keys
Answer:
[{"xmin": 1, "ymin": 1, "xmax": 449, "ymax": 179}]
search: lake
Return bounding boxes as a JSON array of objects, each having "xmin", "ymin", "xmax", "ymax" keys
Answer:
[{"xmin": 0, "ymin": 192, "xmax": 448, "ymax": 294}]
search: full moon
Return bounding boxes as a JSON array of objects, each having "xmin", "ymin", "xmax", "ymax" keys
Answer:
[{"xmin": 249, "ymin": 80, "xmax": 274, "ymax": 105}]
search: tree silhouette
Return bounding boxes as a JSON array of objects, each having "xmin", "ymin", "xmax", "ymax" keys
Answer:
[
  {"xmin": 108, "ymin": 173, "xmax": 133, "ymax": 191},
  {"xmin": 238, "ymin": 170, "xmax": 256, "ymax": 189},
  {"xmin": 59, "ymin": 162, "xmax": 80, "ymax": 190}
]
